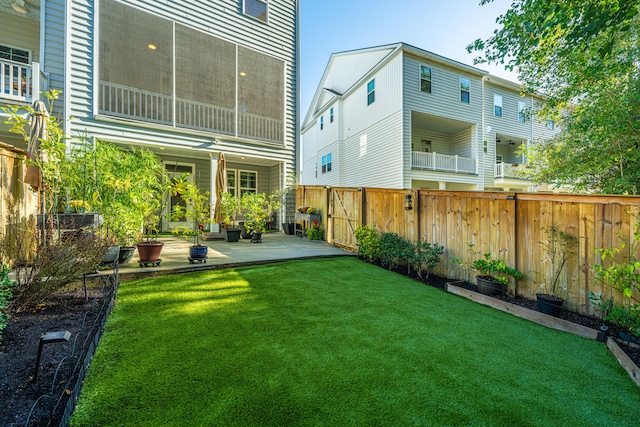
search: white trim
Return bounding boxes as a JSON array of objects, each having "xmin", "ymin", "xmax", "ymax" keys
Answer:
[
  {"xmin": 64, "ymin": 0, "xmax": 72, "ymax": 140},
  {"xmin": 93, "ymin": 0, "xmax": 100, "ymax": 117},
  {"xmin": 419, "ymin": 63, "xmax": 432, "ymax": 94}
]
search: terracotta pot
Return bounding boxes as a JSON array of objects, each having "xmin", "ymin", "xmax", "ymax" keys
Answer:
[{"xmin": 136, "ymin": 241, "xmax": 164, "ymax": 262}]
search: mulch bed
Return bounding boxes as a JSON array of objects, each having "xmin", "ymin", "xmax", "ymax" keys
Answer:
[
  {"xmin": 0, "ymin": 286, "xmax": 108, "ymax": 427},
  {"xmin": 1, "ymin": 261, "xmax": 638, "ymax": 426}
]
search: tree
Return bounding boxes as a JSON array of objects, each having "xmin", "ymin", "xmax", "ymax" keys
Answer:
[{"xmin": 469, "ymin": 0, "xmax": 640, "ymax": 194}]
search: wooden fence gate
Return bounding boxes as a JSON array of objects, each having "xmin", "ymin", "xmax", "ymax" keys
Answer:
[{"xmin": 329, "ymin": 188, "xmax": 362, "ymax": 250}]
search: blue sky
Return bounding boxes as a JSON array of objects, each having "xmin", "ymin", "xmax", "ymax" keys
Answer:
[{"xmin": 299, "ymin": 0, "xmax": 518, "ymax": 117}]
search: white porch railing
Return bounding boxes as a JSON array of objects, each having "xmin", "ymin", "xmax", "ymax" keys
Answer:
[
  {"xmin": 0, "ymin": 60, "xmax": 40, "ymax": 103},
  {"xmin": 495, "ymin": 163, "xmax": 531, "ymax": 179},
  {"xmin": 411, "ymin": 151, "xmax": 476, "ymax": 174},
  {"xmin": 99, "ymin": 81, "xmax": 284, "ymax": 144}
]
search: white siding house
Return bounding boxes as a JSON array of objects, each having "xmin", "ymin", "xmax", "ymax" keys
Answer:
[
  {"xmin": 301, "ymin": 43, "xmax": 558, "ymax": 192},
  {"xmin": 0, "ymin": 0, "xmax": 299, "ymax": 229}
]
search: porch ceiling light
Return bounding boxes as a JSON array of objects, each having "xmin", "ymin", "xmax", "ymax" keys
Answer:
[
  {"xmin": 12, "ymin": 0, "xmax": 28, "ymax": 14},
  {"xmin": 148, "ymin": 43, "xmax": 157, "ymax": 50},
  {"xmin": 239, "ymin": 71, "xmax": 247, "ymax": 77}
]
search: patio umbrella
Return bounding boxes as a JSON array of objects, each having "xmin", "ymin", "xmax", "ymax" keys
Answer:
[
  {"xmin": 24, "ymin": 100, "xmax": 49, "ymax": 192},
  {"xmin": 213, "ymin": 152, "xmax": 227, "ymax": 224}
]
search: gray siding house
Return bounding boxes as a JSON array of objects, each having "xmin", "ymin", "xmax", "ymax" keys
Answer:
[
  {"xmin": 301, "ymin": 43, "xmax": 557, "ymax": 192},
  {"xmin": 0, "ymin": 0, "xmax": 299, "ymax": 229}
]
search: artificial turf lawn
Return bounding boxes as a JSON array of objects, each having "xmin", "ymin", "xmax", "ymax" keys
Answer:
[{"xmin": 70, "ymin": 257, "xmax": 640, "ymax": 426}]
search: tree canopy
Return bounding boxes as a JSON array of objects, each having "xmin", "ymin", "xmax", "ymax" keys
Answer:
[{"xmin": 469, "ymin": 0, "xmax": 640, "ymax": 194}]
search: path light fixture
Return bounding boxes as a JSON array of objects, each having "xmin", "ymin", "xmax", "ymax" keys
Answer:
[{"xmin": 33, "ymin": 331, "xmax": 71, "ymax": 383}]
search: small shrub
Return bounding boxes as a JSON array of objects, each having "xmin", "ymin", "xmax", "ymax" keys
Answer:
[
  {"xmin": 379, "ymin": 232, "xmax": 413, "ymax": 271},
  {"xmin": 411, "ymin": 240, "xmax": 444, "ymax": 279},
  {"xmin": 0, "ymin": 265, "xmax": 16, "ymax": 344},
  {"xmin": 306, "ymin": 221, "xmax": 324, "ymax": 241},
  {"xmin": 354, "ymin": 226, "xmax": 380, "ymax": 262}
]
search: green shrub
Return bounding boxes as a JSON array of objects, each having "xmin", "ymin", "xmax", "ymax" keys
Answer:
[
  {"xmin": 411, "ymin": 241, "xmax": 444, "ymax": 279},
  {"xmin": 354, "ymin": 226, "xmax": 380, "ymax": 262},
  {"xmin": 0, "ymin": 265, "xmax": 16, "ymax": 344},
  {"xmin": 379, "ymin": 232, "xmax": 413, "ymax": 270}
]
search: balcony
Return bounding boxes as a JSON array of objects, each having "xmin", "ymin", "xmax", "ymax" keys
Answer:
[
  {"xmin": 495, "ymin": 163, "xmax": 531, "ymax": 179},
  {"xmin": 411, "ymin": 151, "xmax": 476, "ymax": 174},
  {"xmin": 1, "ymin": 61, "xmax": 41, "ymax": 104},
  {"xmin": 99, "ymin": 81, "xmax": 283, "ymax": 144}
]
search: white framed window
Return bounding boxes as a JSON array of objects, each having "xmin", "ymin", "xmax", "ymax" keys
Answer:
[
  {"xmin": 243, "ymin": 0, "xmax": 268, "ymax": 23},
  {"xmin": 547, "ymin": 120, "xmax": 555, "ymax": 130},
  {"xmin": 494, "ymin": 94, "xmax": 503, "ymax": 117},
  {"xmin": 320, "ymin": 115, "xmax": 324, "ymax": 130},
  {"xmin": 421, "ymin": 139, "xmax": 432, "ymax": 153},
  {"xmin": 239, "ymin": 170, "xmax": 258, "ymax": 195},
  {"xmin": 496, "ymin": 155, "xmax": 503, "ymax": 163},
  {"xmin": 0, "ymin": 44, "xmax": 30, "ymax": 64},
  {"xmin": 420, "ymin": 65, "xmax": 432, "ymax": 93},
  {"xmin": 367, "ymin": 79, "xmax": 375, "ymax": 105},
  {"xmin": 518, "ymin": 101, "xmax": 527, "ymax": 123},
  {"xmin": 227, "ymin": 169, "xmax": 258, "ymax": 196},
  {"xmin": 164, "ymin": 162, "xmax": 195, "ymax": 228},
  {"xmin": 330, "ymin": 107, "xmax": 334, "ymax": 123},
  {"xmin": 460, "ymin": 77, "xmax": 470, "ymax": 103},
  {"xmin": 321, "ymin": 153, "xmax": 333, "ymax": 174}
]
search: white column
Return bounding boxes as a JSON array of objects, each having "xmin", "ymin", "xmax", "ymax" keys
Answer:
[
  {"xmin": 438, "ymin": 181, "xmax": 446, "ymax": 190},
  {"xmin": 210, "ymin": 153, "xmax": 219, "ymax": 232}
]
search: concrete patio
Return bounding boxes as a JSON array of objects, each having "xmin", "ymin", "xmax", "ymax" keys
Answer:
[{"xmin": 108, "ymin": 232, "xmax": 354, "ymax": 280}]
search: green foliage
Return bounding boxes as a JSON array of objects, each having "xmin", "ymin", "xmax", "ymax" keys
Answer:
[
  {"xmin": 471, "ymin": 253, "xmax": 524, "ymax": 286},
  {"xmin": 470, "ymin": 0, "xmax": 640, "ymax": 194},
  {"xmin": 354, "ymin": 226, "xmax": 380, "ymax": 262},
  {"xmin": 589, "ymin": 292, "xmax": 640, "ymax": 337},
  {"xmin": 217, "ymin": 193, "xmax": 242, "ymax": 228},
  {"xmin": 306, "ymin": 222, "xmax": 324, "ymax": 241},
  {"xmin": 378, "ymin": 232, "xmax": 413, "ymax": 270},
  {"xmin": 410, "ymin": 241, "xmax": 444, "ymax": 279},
  {"xmin": 0, "ymin": 265, "xmax": 16, "ymax": 344},
  {"xmin": 594, "ymin": 215, "xmax": 640, "ymax": 335},
  {"xmin": 170, "ymin": 174, "xmax": 211, "ymax": 245},
  {"xmin": 240, "ymin": 192, "xmax": 281, "ymax": 233},
  {"xmin": 539, "ymin": 224, "xmax": 579, "ymax": 296}
]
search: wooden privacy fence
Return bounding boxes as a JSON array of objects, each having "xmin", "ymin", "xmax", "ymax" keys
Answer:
[
  {"xmin": 297, "ymin": 186, "xmax": 640, "ymax": 315},
  {"xmin": 0, "ymin": 144, "xmax": 38, "ymax": 262}
]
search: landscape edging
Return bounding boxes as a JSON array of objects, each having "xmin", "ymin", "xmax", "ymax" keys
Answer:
[{"xmin": 445, "ymin": 282, "xmax": 640, "ymax": 386}]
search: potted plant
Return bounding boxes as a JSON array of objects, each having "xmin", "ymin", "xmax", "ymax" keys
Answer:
[
  {"xmin": 170, "ymin": 174, "xmax": 211, "ymax": 262},
  {"xmin": 536, "ymin": 224, "xmax": 579, "ymax": 316},
  {"xmin": 471, "ymin": 252, "xmax": 524, "ymax": 296},
  {"xmin": 240, "ymin": 192, "xmax": 281, "ymax": 243},
  {"xmin": 217, "ymin": 193, "xmax": 242, "ymax": 242}
]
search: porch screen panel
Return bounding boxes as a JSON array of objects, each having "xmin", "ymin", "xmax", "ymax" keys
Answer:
[
  {"xmin": 175, "ymin": 25, "xmax": 236, "ymax": 135},
  {"xmin": 237, "ymin": 47, "xmax": 284, "ymax": 144},
  {"xmin": 99, "ymin": 0, "xmax": 173, "ymax": 125}
]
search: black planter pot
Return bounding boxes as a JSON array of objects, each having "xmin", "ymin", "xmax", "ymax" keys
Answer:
[
  {"xmin": 239, "ymin": 222, "xmax": 252, "ymax": 239},
  {"xmin": 223, "ymin": 228, "xmax": 242, "ymax": 242},
  {"xmin": 282, "ymin": 223, "xmax": 295, "ymax": 235},
  {"xmin": 536, "ymin": 293, "xmax": 564, "ymax": 317},
  {"xmin": 476, "ymin": 276, "xmax": 505, "ymax": 296},
  {"xmin": 251, "ymin": 231, "xmax": 263, "ymax": 243},
  {"xmin": 189, "ymin": 244, "xmax": 208, "ymax": 260},
  {"xmin": 101, "ymin": 245, "xmax": 120, "ymax": 266},
  {"xmin": 118, "ymin": 246, "xmax": 136, "ymax": 264}
]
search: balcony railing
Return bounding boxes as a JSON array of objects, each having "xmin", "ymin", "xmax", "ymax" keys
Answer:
[
  {"xmin": 411, "ymin": 151, "xmax": 476, "ymax": 174},
  {"xmin": 495, "ymin": 163, "xmax": 531, "ymax": 180},
  {"xmin": 1, "ymin": 60, "xmax": 41, "ymax": 103},
  {"xmin": 99, "ymin": 81, "xmax": 283, "ymax": 144}
]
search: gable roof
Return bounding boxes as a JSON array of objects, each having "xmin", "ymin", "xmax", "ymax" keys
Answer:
[{"xmin": 301, "ymin": 42, "xmax": 488, "ymax": 130}]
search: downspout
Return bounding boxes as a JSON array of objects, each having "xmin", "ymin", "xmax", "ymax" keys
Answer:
[{"xmin": 294, "ymin": 0, "xmax": 301, "ymax": 183}]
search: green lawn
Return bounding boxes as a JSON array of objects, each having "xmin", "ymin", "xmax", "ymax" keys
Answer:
[{"xmin": 71, "ymin": 258, "xmax": 640, "ymax": 426}]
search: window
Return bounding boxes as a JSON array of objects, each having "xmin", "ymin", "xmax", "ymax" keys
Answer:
[
  {"xmin": 420, "ymin": 65, "xmax": 432, "ymax": 93},
  {"xmin": 243, "ymin": 0, "xmax": 267, "ymax": 23},
  {"xmin": 496, "ymin": 155, "xmax": 503, "ymax": 163},
  {"xmin": 367, "ymin": 79, "xmax": 375, "ymax": 105},
  {"xmin": 547, "ymin": 120, "xmax": 555, "ymax": 130},
  {"xmin": 421, "ymin": 139, "xmax": 432, "ymax": 153},
  {"xmin": 239, "ymin": 171, "xmax": 258, "ymax": 195},
  {"xmin": 494, "ymin": 94, "xmax": 502, "ymax": 117},
  {"xmin": 227, "ymin": 170, "xmax": 237, "ymax": 197},
  {"xmin": 460, "ymin": 77, "xmax": 470, "ymax": 103},
  {"xmin": 321, "ymin": 153, "xmax": 333, "ymax": 174},
  {"xmin": 330, "ymin": 107, "xmax": 334, "ymax": 123},
  {"xmin": 0, "ymin": 45, "xmax": 29, "ymax": 64},
  {"xmin": 518, "ymin": 101, "xmax": 527, "ymax": 123},
  {"xmin": 320, "ymin": 115, "xmax": 324, "ymax": 130}
]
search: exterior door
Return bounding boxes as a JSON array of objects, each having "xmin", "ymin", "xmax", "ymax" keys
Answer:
[{"xmin": 164, "ymin": 162, "xmax": 195, "ymax": 231}]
